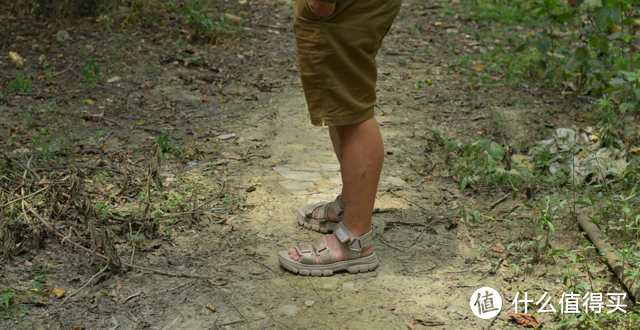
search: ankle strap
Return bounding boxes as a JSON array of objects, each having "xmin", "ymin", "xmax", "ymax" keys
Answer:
[
  {"xmin": 332, "ymin": 194, "xmax": 345, "ymax": 218},
  {"xmin": 333, "ymin": 222, "xmax": 374, "ymax": 260}
]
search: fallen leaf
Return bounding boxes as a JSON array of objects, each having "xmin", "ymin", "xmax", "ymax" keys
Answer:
[
  {"xmin": 217, "ymin": 133, "xmax": 236, "ymax": 140},
  {"xmin": 208, "ymin": 279, "xmax": 227, "ymax": 286},
  {"xmin": 9, "ymin": 51, "xmax": 24, "ymax": 68},
  {"xmin": 474, "ymin": 63, "xmax": 487, "ymax": 72},
  {"xmin": 426, "ymin": 259, "xmax": 442, "ymax": 268},
  {"xmin": 389, "ymin": 304, "xmax": 396, "ymax": 310},
  {"xmin": 246, "ymin": 186, "xmax": 256, "ymax": 192},
  {"xmin": 83, "ymin": 99, "xmax": 95, "ymax": 105},
  {"xmin": 116, "ymin": 277, "xmax": 122, "ymax": 294},
  {"xmin": 630, "ymin": 147, "xmax": 640, "ymax": 153},
  {"xmin": 491, "ymin": 242, "xmax": 505, "ymax": 253},
  {"xmin": 206, "ymin": 301, "xmax": 216, "ymax": 312},
  {"xmin": 202, "ymin": 96, "xmax": 212, "ymax": 102},
  {"xmin": 224, "ymin": 13, "xmax": 243, "ymax": 21},
  {"xmin": 508, "ymin": 313, "xmax": 541, "ymax": 328},
  {"xmin": 107, "ymin": 76, "xmax": 121, "ymax": 83},
  {"xmin": 444, "ymin": 218, "xmax": 459, "ymax": 229},
  {"xmin": 554, "ymin": 289, "xmax": 563, "ymax": 297},
  {"xmin": 416, "ymin": 319, "xmax": 445, "ymax": 326},
  {"xmin": 41, "ymin": 291, "xmax": 51, "ymax": 297},
  {"xmin": 221, "ymin": 152, "xmax": 241, "ymax": 160},
  {"xmin": 536, "ymin": 270, "xmax": 547, "ymax": 278},
  {"xmin": 220, "ymin": 98, "xmax": 230, "ymax": 103},
  {"xmin": 52, "ymin": 287, "xmax": 66, "ymax": 298},
  {"xmin": 409, "ymin": 320, "xmax": 415, "ymax": 325}
]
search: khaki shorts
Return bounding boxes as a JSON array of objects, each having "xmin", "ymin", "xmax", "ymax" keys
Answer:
[{"xmin": 294, "ymin": 0, "xmax": 401, "ymax": 126}]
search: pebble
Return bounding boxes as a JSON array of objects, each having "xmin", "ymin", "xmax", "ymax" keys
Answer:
[
  {"xmin": 279, "ymin": 305, "xmax": 299, "ymax": 316},
  {"xmin": 56, "ymin": 30, "xmax": 70, "ymax": 42},
  {"xmin": 305, "ymin": 300, "xmax": 315, "ymax": 307}
]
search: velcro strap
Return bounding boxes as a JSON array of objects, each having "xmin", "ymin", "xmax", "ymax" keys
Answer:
[
  {"xmin": 298, "ymin": 243, "xmax": 313, "ymax": 254},
  {"xmin": 312, "ymin": 237, "xmax": 334, "ymax": 264},
  {"xmin": 312, "ymin": 203, "xmax": 329, "ymax": 223},
  {"xmin": 357, "ymin": 230, "xmax": 374, "ymax": 249},
  {"xmin": 296, "ymin": 243, "xmax": 315, "ymax": 265},
  {"xmin": 333, "ymin": 223, "xmax": 355, "ymax": 245},
  {"xmin": 332, "ymin": 194, "xmax": 345, "ymax": 217}
]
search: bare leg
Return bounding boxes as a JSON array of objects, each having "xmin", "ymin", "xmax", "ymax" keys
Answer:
[
  {"xmin": 289, "ymin": 117, "xmax": 383, "ymax": 263},
  {"xmin": 327, "ymin": 126, "xmax": 345, "ymax": 221}
]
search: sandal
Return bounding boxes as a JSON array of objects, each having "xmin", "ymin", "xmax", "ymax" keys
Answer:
[
  {"xmin": 278, "ymin": 222, "xmax": 378, "ymax": 276},
  {"xmin": 297, "ymin": 195, "xmax": 345, "ymax": 233}
]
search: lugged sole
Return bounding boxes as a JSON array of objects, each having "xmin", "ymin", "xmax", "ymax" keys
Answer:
[{"xmin": 278, "ymin": 251, "xmax": 378, "ymax": 276}]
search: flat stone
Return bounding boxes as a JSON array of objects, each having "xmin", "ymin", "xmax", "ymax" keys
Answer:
[
  {"xmin": 384, "ymin": 176, "xmax": 406, "ymax": 186},
  {"xmin": 256, "ymin": 311, "xmax": 267, "ymax": 318},
  {"xmin": 279, "ymin": 305, "xmax": 300, "ymax": 316},
  {"xmin": 56, "ymin": 30, "xmax": 70, "ymax": 42},
  {"xmin": 289, "ymin": 162, "xmax": 321, "ymax": 172},
  {"xmin": 274, "ymin": 166, "xmax": 323, "ymax": 181},
  {"xmin": 304, "ymin": 300, "xmax": 315, "ymax": 307},
  {"xmin": 342, "ymin": 282, "xmax": 358, "ymax": 292},
  {"xmin": 329, "ymin": 177, "xmax": 343, "ymax": 185},
  {"xmin": 320, "ymin": 163, "xmax": 340, "ymax": 172},
  {"xmin": 279, "ymin": 181, "xmax": 315, "ymax": 190},
  {"xmin": 316, "ymin": 277, "xmax": 339, "ymax": 291},
  {"xmin": 306, "ymin": 194, "xmax": 335, "ymax": 205}
]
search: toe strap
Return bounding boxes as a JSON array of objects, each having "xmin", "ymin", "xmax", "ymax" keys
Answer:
[{"xmin": 296, "ymin": 243, "xmax": 315, "ymax": 264}]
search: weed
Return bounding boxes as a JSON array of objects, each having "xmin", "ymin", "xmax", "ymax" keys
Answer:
[
  {"xmin": 9, "ymin": 73, "xmax": 32, "ymax": 95},
  {"xmin": 82, "ymin": 58, "xmax": 101, "ymax": 86}
]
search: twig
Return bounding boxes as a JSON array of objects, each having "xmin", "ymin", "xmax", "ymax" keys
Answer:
[
  {"xmin": 400, "ymin": 197, "xmax": 430, "ymax": 213},
  {"xmin": 411, "ymin": 217, "xmax": 448, "ymax": 246},
  {"xmin": 376, "ymin": 236, "xmax": 406, "ymax": 252},
  {"xmin": 219, "ymin": 288, "xmax": 250, "ymax": 326},
  {"xmin": 307, "ymin": 278, "xmax": 326, "ymax": 304},
  {"xmin": 25, "ymin": 203, "xmax": 214, "ymax": 279},
  {"xmin": 0, "ymin": 186, "xmax": 49, "ymax": 207},
  {"xmin": 217, "ymin": 319, "xmax": 244, "ymax": 326},
  {"xmin": 0, "ymin": 150, "xmax": 41, "ymax": 180},
  {"xmin": 258, "ymin": 314, "xmax": 272, "ymax": 329},
  {"xmin": 43, "ymin": 164, "xmax": 125, "ymax": 175},
  {"xmin": 488, "ymin": 191, "xmax": 512, "ymax": 210},
  {"xmin": 36, "ymin": 265, "xmax": 109, "ymax": 320}
]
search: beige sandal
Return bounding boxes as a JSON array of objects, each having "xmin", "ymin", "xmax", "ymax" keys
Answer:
[
  {"xmin": 278, "ymin": 222, "xmax": 378, "ymax": 276},
  {"xmin": 297, "ymin": 195, "xmax": 345, "ymax": 233}
]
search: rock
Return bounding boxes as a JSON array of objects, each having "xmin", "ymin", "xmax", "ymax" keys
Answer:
[
  {"xmin": 304, "ymin": 300, "xmax": 315, "ymax": 307},
  {"xmin": 316, "ymin": 277, "xmax": 339, "ymax": 291},
  {"xmin": 278, "ymin": 181, "xmax": 315, "ymax": 190},
  {"xmin": 9, "ymin": 52, "xmax": 24, "ymax": 68},
  {"xmin": 342, "ymin": 282, "xmax": 358, "ymax": 292},
  {"xmin": 384, "ymin": 176, "xmax": 406, "ymax": 186},
  {"xmin": 256, "ymin": 311, "xmax": 267, "ymax": 318},
  {"xmin": 56, "ymin": 29, "xmax": 70, "ymax": 42},
  {"xmin": 273, "ymin": 166, "xmax": 323, "ymax": 181},
  {"xmin": 279, "ymin": 305, "xmax": 299, "ymax": 316},
  {"xmin": 37, "ymin": 54, "xmax": 46, "ymax": 64}
]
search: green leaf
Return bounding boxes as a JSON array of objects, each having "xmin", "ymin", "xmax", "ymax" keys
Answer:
[
  {"xmin": 634, "ymin": 89, "xmax": 640, "ymax": 100},
  {"xmin": 446, "ymin": 141, "xmax": 458, "ymax": 152},
  {"xmin": 516, "ymin": 43, "xmax": 527, "ymax": 52},
  {"xmin": 619, "ymin": 102, "xmax": 633, "ymax": 113},
  {"xmin": 609, "ymin": 78, "xmax": 625, "ymax": 85},
  {"xmin": 597, "ymin": 39, "xmax": 610, "ymax": 54},
  {"xmin": 460, "ymin": 176, "xmax": 468, "ymax": 190},
  {"xmin": 595, "ymin": 6, "xmax": 621, "ymax": 30},
  {"xmin": 536, "ymin": 41, "xmax": 551, "ymax": 55},
  {"xmin": 573, "ymin": 0, "xmax": 585, "ymax": 7},
  {"xmin": 550, "ymin": 249, "xmax": 568, "ymax": 256},
  {"xmin": 556, "ymin": 12, "xmax": 575, "ymax": 22},
  {"xmin": 620, "ymin": 34, "xmax": 632, "ymax": 43}
]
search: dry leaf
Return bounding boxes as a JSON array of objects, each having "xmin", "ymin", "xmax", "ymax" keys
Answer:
[
  {"xmin": 536, "ymin": 270, "xmax": 547, "ymax": 278},
  {"xmin": 116, "ymin": 277, "xmax": 122, "ymax": 294},
  {"xmin": 630, "ymin": 147, "xmax": 640, "ymax": 153},
  {"xmin": 389, "ymin": 304, "xmax": 396, "ymax": 310},
  {"xmin": 508, "ymin": 313, "xmax": 541, "ymax": 328},
  {"xmin": 202, "ymin": 96, "xmax": 212, "ymax": 102},
  {"xmin": 416, "ymin": 319, "xmax": 445, "ymax": 326},
  {"xmin": 83, "ymin": 99, "xmax": 95, "ymax": 106},
  {"xmin": 220, "ymin": 98, "xmax": 230, "ymax": 103},
  {"xmin": 217, "ymin": 133, "xmax": 236, "ymax": 140},
  {"xmin": 221, "ymin": 152, "xmax": 241, "ymax": 160},
  {"xmin": 224, "ymin": 13, "xmax": 243, "ymax": 21},
  {"xmin": 208, "ymin": 279, "xmax": 227, "ymax": 286},
  {"xmin": 474, "ymin": 63, "xmax": 487, "ymax": 72},
  {"xmin": 491, "ymin": 242, "xmax": 505, "ymax": 253},
  {"xmin": 246, "ymin": 186, "xmax": 256, "ymax": 192},
  {"xmin": 107, "ymin": 76, "xmax": 121, "ymax": 83},
  {"xmin": 206, "ymin": 301, "xmax": 216, "ymax": 312},
  {"xmin": 9, "ymin": 51, "xmax": 24, "ymax": 68},
  {"xmin": 554, "ymin": 289, "xmax": 563, "ymax": 297},
  {"xmin": 52, "ymin": 287, "xmax": 66, "ymax": 298}
]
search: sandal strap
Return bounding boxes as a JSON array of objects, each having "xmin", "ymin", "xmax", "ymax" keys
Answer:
[
  {"xmin": 312, "ymin": 237, "xmax": 335, "ymax": 264},
  {"xmin": 332, "ymin": 194, "xmax": 345, "ymax": 219},
  {"xmin": 295, "ymin": 237, "xmax": 335, "ymax": 265},
  {"xmin": 333, "ymin": 222, "xmax": 374, "ymax": 260},
  {"xmin": 296, "ymin": 243, "xmax": 316, "ymax": 264}
]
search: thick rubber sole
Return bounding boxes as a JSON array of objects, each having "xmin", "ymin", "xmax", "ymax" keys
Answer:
[
  {"xmin": 297, "ymin": 211, "xmax": 339, "ymax": 234},
  {"xmin": 278, "ymin": 251, "xmax": 378, "ymax": 276}
]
